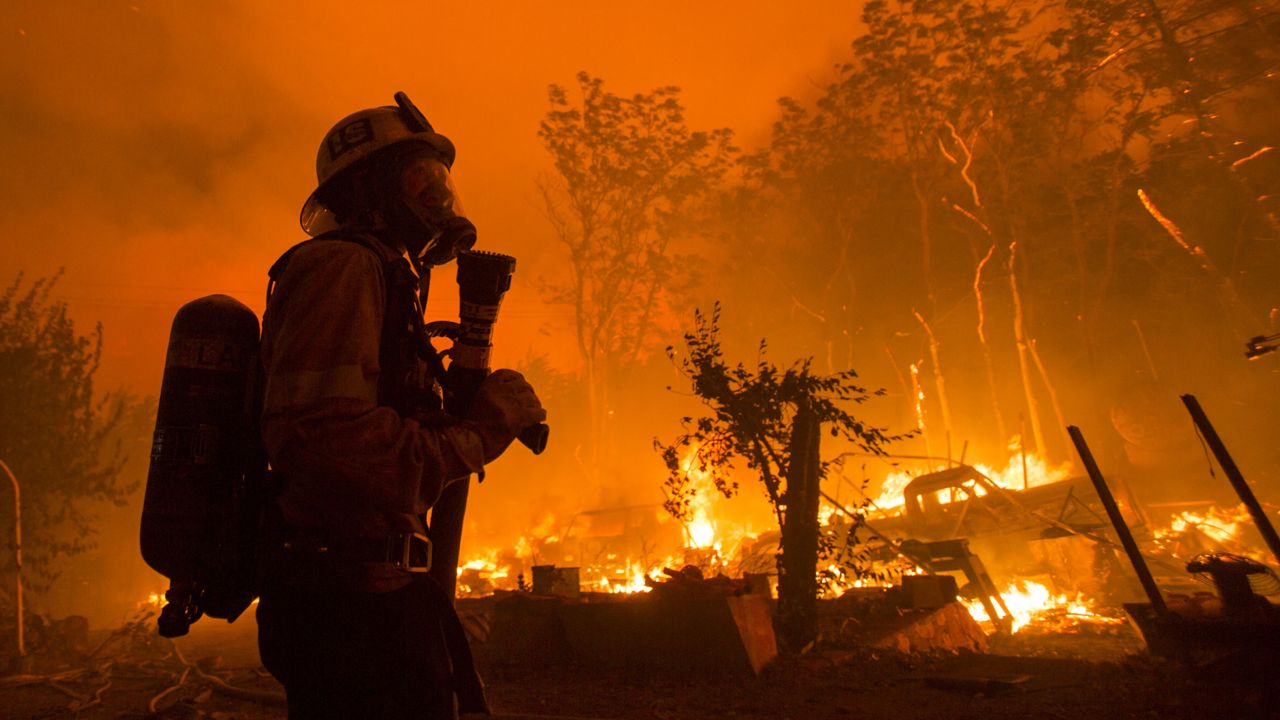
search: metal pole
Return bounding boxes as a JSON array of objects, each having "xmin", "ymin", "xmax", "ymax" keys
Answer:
[
  {"xmin": 1067, "ymin": 426, "xmax": 1167, "ymax": 614},
  {"xmin": 1181, "ymin": 394, "xmax": 1280, "ymax": 566},
  {"xmin": 0, "ymin": 459, "xmax": 23, "ymax": 660}
]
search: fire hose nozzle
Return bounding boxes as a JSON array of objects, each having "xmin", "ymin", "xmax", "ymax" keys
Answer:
[
  {"xmin": 454, "ymin": 250, "xmax": 549, "ymax": 456},
  {"xmin": 518, "ymin": 422, "xmax": 549, "ymax": 455}
]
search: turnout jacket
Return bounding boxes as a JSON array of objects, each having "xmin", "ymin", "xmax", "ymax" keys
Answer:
[{"xmin": 260, "ymin": 234, "xmax": 485, "ymax": 587}]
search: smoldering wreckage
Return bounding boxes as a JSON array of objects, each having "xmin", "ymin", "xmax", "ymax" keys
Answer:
[{"xmin": 3, "ymin": 264, "xmax": 1280, "ymax": 719}]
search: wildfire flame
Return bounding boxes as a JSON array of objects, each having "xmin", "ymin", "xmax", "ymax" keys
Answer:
[
  {"xmin": 871, "ymin": 437, "xmax": 1070, "ymax": 512},
  {"xmin": 455, "ymin": 436, "xmax": 1140, "ymax": 644},
  {"xmin": 456, "ymin": 444, "xmax": 772, "ymax": 597},
  {"xmin": 681, "ymin": 449, "xmax": 720, "ymax": 550},
  {"xmin": 1156, "ymin": 504, "xmax": 1249, "ymax": 545},
  {"xmin": 963, "ymin": 579, "xmax": 1124, "ymax": 634},
  {"xmin": 1150, "ymin": 503, "xmax": 1274, "ymax": 565},
  {"xmin": 588, "ymin": 560, "xmax": 656, "ymax": 594}
]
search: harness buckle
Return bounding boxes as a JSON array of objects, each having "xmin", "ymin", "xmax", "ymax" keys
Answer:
[{"xmin": 393, "ymin": 532, "xmax": 432, "ymax": 573}]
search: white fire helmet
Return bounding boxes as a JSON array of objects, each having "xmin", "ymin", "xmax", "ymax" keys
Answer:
[{"xmin": 300, "ymin": 92, "xmax": 457, "ymax": 236}]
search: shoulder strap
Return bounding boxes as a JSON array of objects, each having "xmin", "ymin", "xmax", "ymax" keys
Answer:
[{"xmin": 265, "ymin": 231, "xmax": 402, "ymax": 306}]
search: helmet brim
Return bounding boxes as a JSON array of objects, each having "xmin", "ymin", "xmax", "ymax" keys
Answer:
[
  {"xmin": 298, "ymin": 132, "xmax": 457, "ymax": 237},
  {"xmin": 299, "ymin": 189, "xmax": 339, "ymax": 237}
]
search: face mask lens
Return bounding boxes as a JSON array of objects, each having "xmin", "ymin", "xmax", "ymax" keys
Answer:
[
  {"xmin": 401, "ymin": 156, "xmax": 463, "ymax": 217},
  {"xmin": 438, "ymin": 172, "xmax": 465, "ymax": 218},
  {"xmin": 394, "ymin": 150, "xmax": 475, "ymax": 265}
]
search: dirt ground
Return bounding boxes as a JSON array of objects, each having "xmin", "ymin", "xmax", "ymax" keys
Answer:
[{"xmin": 2, "ymin": 610, "xmax": 1277, "ymax": 720}]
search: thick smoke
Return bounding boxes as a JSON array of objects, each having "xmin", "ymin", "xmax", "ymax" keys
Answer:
[{"xmin": 1, "ymin": 0, "xmax": 856, "ymax": 621}]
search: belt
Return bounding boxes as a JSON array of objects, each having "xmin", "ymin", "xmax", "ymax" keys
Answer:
[{"xmin": 281, "ymin": 532, "xmax": 432, "ymax": 573}]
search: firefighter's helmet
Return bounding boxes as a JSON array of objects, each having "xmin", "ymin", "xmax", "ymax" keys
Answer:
[{"xmin": 300, "ymin": 92, "xmax": 456, "ymax": 236}]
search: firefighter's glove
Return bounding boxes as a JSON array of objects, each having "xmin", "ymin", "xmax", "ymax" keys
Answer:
[{"xmin": 467, "ymin": 369, "xmax": 546, "ymax": 462}]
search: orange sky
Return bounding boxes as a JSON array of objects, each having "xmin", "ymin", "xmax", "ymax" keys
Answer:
[{"xmin": 3, "ymin": 0, "xmax": 862, "ymax": 392}]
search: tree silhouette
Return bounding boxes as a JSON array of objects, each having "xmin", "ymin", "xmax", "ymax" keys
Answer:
[
  {"xmin": 712, "ymin": 0, "xmax": 1280, "ymax": 466},
  {"xmin": 656, "ymin": 304, "xmax": 905, "ymax": 651},
  {"xmin": 0, "ymin": 272, "xmax": 141, "ymax": 593},
  {"xmin": 539, "ymin": 72, "xmax": 735, "ymax": 492}
]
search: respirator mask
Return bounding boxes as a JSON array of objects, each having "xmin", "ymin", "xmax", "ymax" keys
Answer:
[
  {"xmin": 387, "ymin": 152, "xmax": 477, "ymax": 267},
  {"xmin": 301, "ymin": 91, "xmax": 477, "ymax": 264}
]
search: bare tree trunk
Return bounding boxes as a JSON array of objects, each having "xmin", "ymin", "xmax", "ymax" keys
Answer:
[
  {"xmin": 895, "ymin": 80, "xmax": 937, "ymax": 314},
  {"xmin": 909, "ymin": 165, "xmax": 936, "ymax": 312},
  {"xmin": 1008, "ymin": 242, "xmax": 1048, "ymax": 460},
  {"xmin": 777, "ymin": 403, "xmax": 821, "ymax": 653},
  {"xmin": 1091, "ymin": 100, "xmax": 1147, "ymax": 326},
  {"xmin": 973, "ymin": 243, "xmax": 1007, "ymax": 441},
  {"xmin": 584, "ymin": 353, "xmax": 602, "ymax": 491},
  {"xmin": 914, "ymin": 310, "xmax": 954, "ymax": 460},
  {"xmin": 909, "ymin": 361, "xmax": 932, "ymax": 459},
  {"xmin": 941, "ymin": 121, "xmax": 1006, "ymax": 447},
  {"xmin": 1138, "ymin": 188, "xmax": 1256, "ymax": 331},
  {"xmin": 598, "ymin": 352, "xmax": 614, "ymax": 497},
  {"xmin": 882, "ymin": 343, "xmax": 917, "ymax": 438},
  {"xmin": 1028, "ymin": 339, "xmax": 1070, "ymax": 462}
]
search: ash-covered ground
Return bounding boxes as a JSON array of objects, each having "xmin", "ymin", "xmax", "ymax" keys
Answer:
[{"xmin": 3, "ymin": 596, "xmax": 1276, "ymax": 720}]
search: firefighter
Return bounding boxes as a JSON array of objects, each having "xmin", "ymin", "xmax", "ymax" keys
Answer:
[{"xmin": 256, "ymin": 94, "xmax": 545, "ymax": 719}]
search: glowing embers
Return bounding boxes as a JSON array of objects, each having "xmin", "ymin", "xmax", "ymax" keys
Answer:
[{"xmin": 963, "ymin": 579, "xmax": 1125, "ymax": 634}]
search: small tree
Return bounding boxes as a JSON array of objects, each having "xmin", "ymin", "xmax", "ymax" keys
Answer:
[
  {"xmin": 0, "ymin": 272, "xmax": 140, "ymax": 592},
  {"xmin": 655, "ymin": 305, "xmax": 904, "ymax": 651}
]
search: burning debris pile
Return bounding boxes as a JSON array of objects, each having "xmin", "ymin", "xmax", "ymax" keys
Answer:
[
  {"xmin": 454, "ymin": 440, "xmax": 1140, "ymax": 642},
  {"xmin": 456, "ymin": 398, "xmax": 1280, "ymax": 665},
  {"xmin": 1153, "ymin": 504, "xmax": 1260, "ymax": 561},
  {"xmin": 963, "ymin": 579, "xmax": 1126, "ymax": 636}
]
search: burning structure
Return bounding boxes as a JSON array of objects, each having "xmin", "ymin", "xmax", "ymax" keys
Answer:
[{"xmin": 449, "ymin": 380, "xmax": 1280, "ymax": 656}]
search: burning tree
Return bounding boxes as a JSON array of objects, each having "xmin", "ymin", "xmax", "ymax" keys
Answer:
[
  {"xmin": 656, "ymin": 305, "xmax": 904, "ymax": 651},
  {"xmin": 715, "ymin": 0, "xmax": 1280, "ymax": 468}
]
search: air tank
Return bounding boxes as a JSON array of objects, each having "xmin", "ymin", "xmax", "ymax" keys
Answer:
[{"xmin": 140, "ymin": 295, "xmax": 260, "ymax": 636}]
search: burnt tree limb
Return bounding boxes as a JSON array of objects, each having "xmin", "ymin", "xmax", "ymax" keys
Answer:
[{"xmin": 777, "ymin": 403, "xmax": 821, "ymax": 652}]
